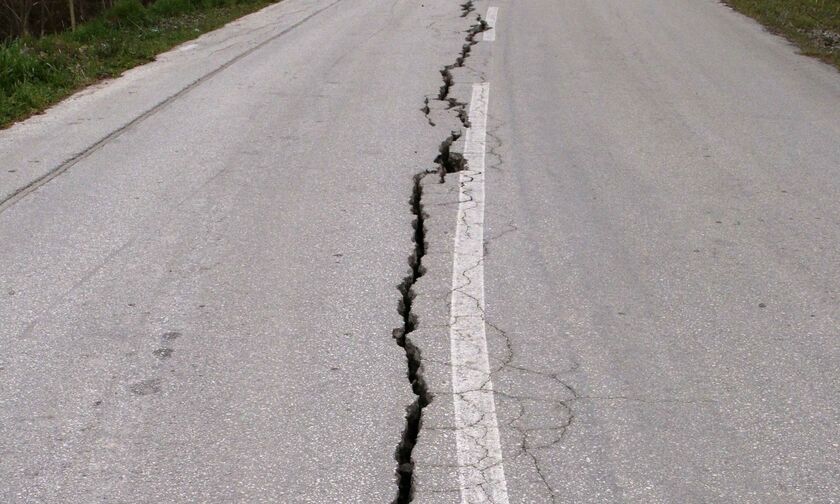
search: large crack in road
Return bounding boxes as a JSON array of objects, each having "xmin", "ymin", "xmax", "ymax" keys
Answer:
[
  {"xmin": 392, "ymin": 171, "xmax": 434, "ymax": 504},
  {"xmin": 391, "ymin": 2, "xmax": 490, "ymax": 502}
]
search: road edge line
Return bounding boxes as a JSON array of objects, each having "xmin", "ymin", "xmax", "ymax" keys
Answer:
[{"xmin": 449, "ymin": 82, "xmax": 510, "ymax": 504}]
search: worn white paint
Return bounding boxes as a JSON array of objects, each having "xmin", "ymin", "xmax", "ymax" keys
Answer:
[
  {"xmin": 483, "ymin": 7, "xmax": 499, "ymax": 41},
  {"xmin": 449, "ymin": 83, "xmax": 509, "ymax": 504}
]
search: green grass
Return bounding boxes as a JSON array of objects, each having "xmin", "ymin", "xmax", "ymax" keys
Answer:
[
  {"xmin": 0, "ymin": 0, "xmax": 280, "ymax": 129},
  {"xmin": 723, "ymin": 0, "xmax": 840, "ymax": 69}
]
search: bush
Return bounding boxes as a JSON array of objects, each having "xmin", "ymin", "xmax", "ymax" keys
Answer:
[
  {"xmin": 106, "ymin": 0, "xmax": 149, "ymax": 27},
  {"xmin": 69, "ymin": 20, "xmax": 110, "ymax": 43},
  {"xmin": 150, "ymin": 0, "xmax": 197, "ymax": 16}
]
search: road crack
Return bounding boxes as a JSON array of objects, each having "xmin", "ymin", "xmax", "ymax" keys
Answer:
[
  {"xmin": 392, "ymin": 171, "xmax": 435, "ymax": 504},
  {"xmin": 422, "ymin": 2, "xmax": 490, "ymax": 135},
  {"xmin": 391, "ymin": 3, "xmax": 489, "ymax": 502}
]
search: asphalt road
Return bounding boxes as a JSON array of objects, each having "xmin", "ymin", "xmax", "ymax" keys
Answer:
[{"xmin": 1, "ymin": 0, "xmax": 839, "ymax": 503}]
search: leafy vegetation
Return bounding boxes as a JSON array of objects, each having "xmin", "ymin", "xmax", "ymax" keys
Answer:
[
  {"xmin": 0, "ymin": 0, "xmax": 279, "ymax": 128},
  {"xmin": 723, "ymin": 0, "xmax": 840, "ymax": 69}
]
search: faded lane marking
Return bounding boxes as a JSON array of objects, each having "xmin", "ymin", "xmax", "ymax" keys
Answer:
[
  {"xmin": 483, "ymin": 7, "xmax": 499, "ymax": 41},
  {"xmin": 449, "ymin": 83, "xmax": 510, "ymax": 504}
]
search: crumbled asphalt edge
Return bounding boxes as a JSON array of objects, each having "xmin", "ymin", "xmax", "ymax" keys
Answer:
[
  {"xmin": 392, "ymin": 3, "xmax": 490, "ymax": 503},
  {"xmin": 434, "ymin": 131, "xmax": 465, "ymax": 182}
]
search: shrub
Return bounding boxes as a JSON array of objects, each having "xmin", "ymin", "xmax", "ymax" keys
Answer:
[
  {"xmin": 106, "ymin": 0, "xmax": 149, "ymax": 27},
  {"xmin": 150, "ymin": 0, "xmax": 197, "ymax": 16},
  {"xmin": 69, "ymin": 20, "xmax": 110, "ymax": 43},
  {"xmin": 201, "ymin": 0, "xmax": 232, "ymax": 7}
]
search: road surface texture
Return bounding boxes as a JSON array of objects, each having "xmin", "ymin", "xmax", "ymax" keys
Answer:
[{"xmin": 1, "ymin": 0, "xmax": 839, "ymax": 503}]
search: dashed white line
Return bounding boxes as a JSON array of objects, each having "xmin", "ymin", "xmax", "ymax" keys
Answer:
[
  {"xmin": 449, "ymin": 83, "xmax": 510, "ymax": 504},
  {"xmin": 483, "ymin": 7, "xmax": 499, "ymax": 41}
]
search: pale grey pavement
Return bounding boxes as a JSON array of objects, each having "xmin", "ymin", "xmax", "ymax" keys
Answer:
[
  {"xmin": 482, "ymin": 1, "xmax": 840, "ymax": 503},
  {"xmin": 1, "ymin": 0, "xmax": 840, "ymax": 503},
  {"xmin": 0, "ymin": 0, "xmax": 469, "ymax": 501}
]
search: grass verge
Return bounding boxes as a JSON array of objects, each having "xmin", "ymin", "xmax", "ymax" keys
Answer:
[
  {"xmin": 722, "ymin": 0, "xmax": 839, "ymax": 70},
  {"xmin": 0, "ymin": 0, "xmax": 280, "ymax": 129}
]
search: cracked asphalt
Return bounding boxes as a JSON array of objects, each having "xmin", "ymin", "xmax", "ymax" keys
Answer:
[
  {"xmin": 2, "ymin": 0, "xmax": 840, "ymax": 502},
  {"xmin": 0, "ymin": 0, "xmax": 468, "ymax": 501}
]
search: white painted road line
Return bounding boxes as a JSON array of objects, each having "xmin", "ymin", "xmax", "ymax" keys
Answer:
[
  {"xmin": 449, "ymin": 83, "xmax": 510, "ymax": 504},
  {"xmin": 483, "ymin": 7, "xmax": 499, "ymax": 41}
]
